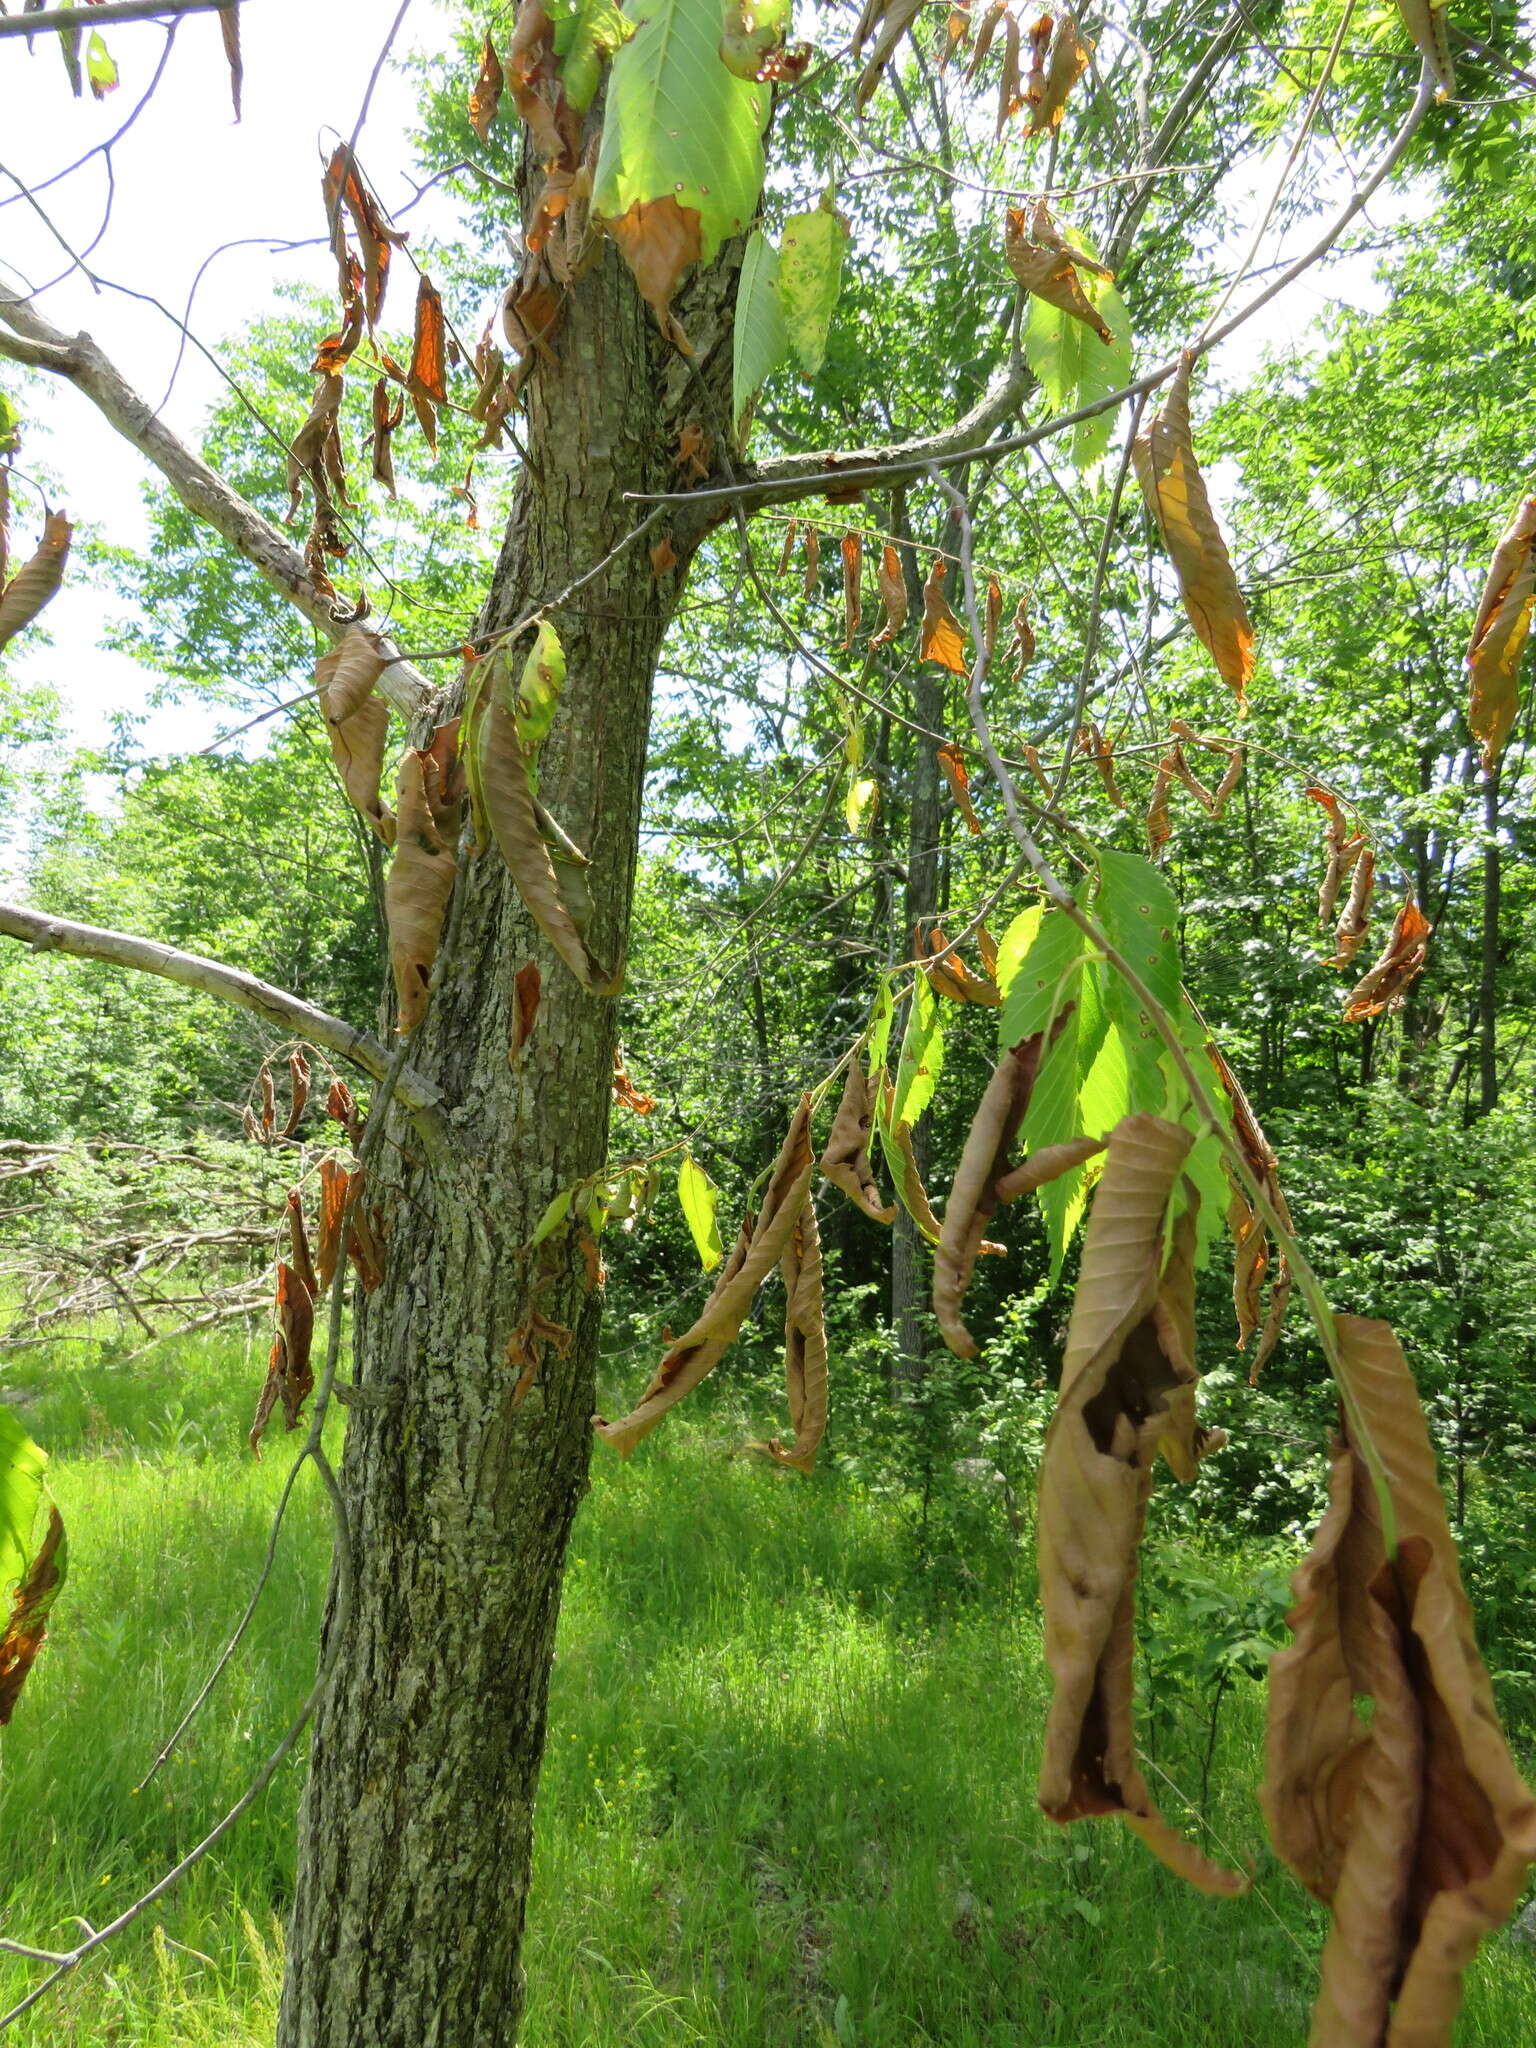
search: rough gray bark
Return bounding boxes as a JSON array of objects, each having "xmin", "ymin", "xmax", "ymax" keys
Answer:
[{"xmin": 273, "ymin": 231, "xmax": 737, "ymax": 2048}]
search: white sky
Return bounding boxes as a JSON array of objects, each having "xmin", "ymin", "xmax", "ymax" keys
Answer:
[{"xmin": 0, "ymin": 4, "xmax": 1408, "ymax": 776}]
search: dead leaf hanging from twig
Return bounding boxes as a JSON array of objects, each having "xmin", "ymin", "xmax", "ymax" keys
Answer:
[
  {"xmin": 1005, "ymin": 200, "xmax": 1112, "ymax": 343},
  {"xmin": 742, "ymin": 1197, "xmax": 828, "ymax": 1472},
  {"xmin": 0, "ymin": 509, "xmax": 71, "ymax": 655},
  {"xmin": 920, "ymin": 553, "xmax": 967, "ymax": 674},
  {"xmin": 1341, "ymin": 897, "xmax": 1431, "ymax": 1023},
  {"xmin": 385, "ymin": 727, "xmax": 464, "ymax": 1034},
  {"xmin": 821, "ymin": 1058, "xmax": 895, "ymax": 1223},
  {"xmin": 1466, "ymin": 492, "xmax": 1536, "ymax": 773},
  {"xmin": 250, "ymin": 1260, "xmax": 316, "ymax": 1456}
]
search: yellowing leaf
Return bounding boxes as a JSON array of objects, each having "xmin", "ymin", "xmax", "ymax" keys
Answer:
[
  {"xmin": 774, "ymin": 200, "xmax": 849, "ymax": 378},
  {"xmin": 678, "ymin": 1153, "xmax": 725, "ymax": 1271},
  {"xmin": 920, "ymin": 554, "xmax": 967, "ymax": 673},
  {"xmin": 732, "ymin": 228, "xmax": 790, "ymax": 442},
  {"xmin": 845, "ymin": 772, "xmax": 879, "ymax": 835},
  {"xmin": 1007, "ymin": 200, "xmax": 1113, "ymax": 345},
  {"xmin": 1394, "ymin": 0, "xmax": 1455, "ymax": 96},
  {"xmin": 516, "ymin": 619, "xmax": 567, "ymax": 758}
]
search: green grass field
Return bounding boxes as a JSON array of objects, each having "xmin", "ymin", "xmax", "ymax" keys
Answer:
[{"xmin": 1, "ymin": 1335, "xmax": 1533, "ymax": 2046}]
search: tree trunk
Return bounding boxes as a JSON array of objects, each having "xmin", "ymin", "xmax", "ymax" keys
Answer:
[
  {"xmin": 1476, "ymin": 761, "xmax": 1501, "ymax": 1118},
  {"xmin": 275, "ymin": 230, "xmax": 735, "ymax": 2048}
]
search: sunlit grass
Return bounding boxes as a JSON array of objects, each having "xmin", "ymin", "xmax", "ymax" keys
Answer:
[{"xmin": 0, "ymin": 1338, "xmax": 1532, "ymax": 2044}]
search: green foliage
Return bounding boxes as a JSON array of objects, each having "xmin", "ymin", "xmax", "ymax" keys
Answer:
[
  {"xmin": 549, "ymin": 0, "xmax": 631, "ymax": 112},
  {"xmin": 732, "ymin": 230, "xmax": 790, "ymax": 441},
  {"xmin": 890, "ymin": 971, "xmax": 942, "ymax": 1130},
  {"xmin": 0, "ymin": 1407, "xmax": 48, "ymax": 1597}
]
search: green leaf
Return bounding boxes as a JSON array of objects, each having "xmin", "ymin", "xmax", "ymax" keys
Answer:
[
  {"xmin": 593, "ymin": 0, "xmax": 771, "ymax": 258},
  {"xmin": 550, "ymin": 0, "xmax": 632, "ymax": 111},
  {"xmin": 1021, "ymin": 1002, "xmax": 1084, "ymax": 1277},
  {"xmin": 1077, "ymin": 1007, "xmax": 1129, "ymax": 1140},
  {"xmin": 515, "ymin": 621, "xmax": 566, "ymax": 759},
  {"xmin": 1094, "ymin": 849, "xmax": 1181, "ymax": 1114},
  {"xmin": 867, "ymin": 977, "xmax": 895, "ymax": 1076},
  {"xmin": 0, "ymin": 392, "xmax": 20, "ymax": 458},
  {"xmin": 891, "ymin": 972, "xmax": 943, "ymax": 1130},
  {"xmin": 530, "ymin": 1185, "xmax": 575, "ymax": 1247},
  {"xmin": 998, "ymin": 907, "xmax": 1084, "ymax": 1051},
  {"xmin": 733, "ymin": 230, "xmax": 790, "ymax": 440},
  {"xmin": 86, "ymin": 30, "xmax": 118, "ymax": 100},
  {"xmin": 1021, "ymin": 232, "xmax": 1133, "ymax": 468},
  {"xmin": 774, "ymin": 200, "xmax": 849, "ymax": 378},
  {"xmin": 0, "ymin": 1409, "xmax": 47, "ymax": 1599},
  {"xmin": 678, "ymin": 1153, "xmax": 725, "ymax": 1271},
  {"xmin": 993, "ymin": 902, "xmax": 1044, "ymax": 998}
]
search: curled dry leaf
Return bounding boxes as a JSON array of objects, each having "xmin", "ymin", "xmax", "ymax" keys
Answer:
[
  {"xmin": 612, "ymin": 1042, "xmax": 654, "ymax": 1114},
  {"xmin": 1330, "ymin": 847, "xmax": 1376, "ymax": 966},
  {"xmin": 250, "ymin": 1260, "xmax": 316, "ymax": 1456},
  {"xmin": 1037, "ymin": 1114, "xmax": 1243, "ymax": 1893},
  {"xmin": 0, "ymin": 509, "xmax": 71, "ymax": 654},
  {"xmin": 820, "ymin": 1057, "xmax": 895, "ymax": 1223},
  {"xmin": 994, "ymin": 1133, "xmax": 1106, "ymax": 1201},
  {"xmin": 320, "ymin": 645, "xmax": 395, "ymax": 846},
  {"xmin": 1029, "ymin": 10, "xmax": 1091, "ymax": 132},
  {"xmin": 1145, "ymin": 754, "xmax": 1175, "ymax": 853},
  {"xmin": 676, "ymin": 422, "xmax": 710, "ymax": 481},
  {"xmin": 1167, "ymin": 742, "xmax": 1215, "ymax": 817},
  {"xmin": 777, "ymin": 519, "xmax": 798, "ymax": 577},
  {"xmin": 650, "ymin": 533, "xmax": 679, "ymax": 582},
  {"xmin": 802, "ymin": 523, "xmax": 821, "ymax": 597},
  {"xmin": 319, "ymin": 629, "xmax": 389, "ymax": 727},
  {"xmin": 921, "ymin": 553, "xmax": 967, "ymax": 674},
  {"xmin": 510, "ymin": 960, "xmax": 542, "ymax": 1063},
  {"xmin": 370, "ymin": 378, "xmax": 405, "ymax": 495},
  {"xmin": 1005, "ymin": 201, "xmax": 1111, "ymax": 344},
  {"xmin": 994, "ymin": 6, "xmax": 1023, "ymax": 137},
  {"xmin": 1264, "ymin": 1316, "xmax": 1536, "ymax": 2045},
  {"xmin": 1133, "ymin": 351, "xmax": 1254, "ymax": 705},
  {"xmin": 1466, "ymin": 493, "xmax": 1536, "ymax": 772},
  {"xmin": 963, "ymin": 0, "xmax": 1005, "ymax": 80},
  {"xmin": 920, "ymin": 926, "xmax": 999, "ymax": 1007},
  {"xmin": 325, "ymin": 1078, "xmax": 364, "ymax": 1147},
  {"xmin": 286, "ymin": 1187, "xmax": 317, "ymax": 1299},
  {"xmin": 475, "ymin": 695, "xmax": 620, "ymax": 993},
  {"xmin": 1009, "ymin": 593, "xmax": 1035, "ymax": 677},
  {"xmin": 1342, "ymin": 897, "xmax": 1432, "ymax": 1023},
  {"xmin": 840, "ymin": 530, "xmax": 863, "ymax": 648},
  {"xmin": 934, "ymin": 1031, "xmax": 1052, "ymax": 1358},
  {"xmin": 323, "ymin": 145, "xmax": 408, "ymax": 328},
  {"xmin": 347, "ymin": 1187, "xmax": 387, "ymax": 1293},
  {"xmin": 878, "ymin": 1078, "xmax": 945, "ymax": 1243},
  {"xmin": 385, "ymin": 735, "xmax": 463, "ymax": 1034},
  {"xmin": 742, "ymin": 1198, "xmax": 828, "ymax": 1472},
  {"xmin": 409, "ymin": 274, "xmax": 449, "ymax": 407},
  {"xmin": 507, "ymin": 0, "xmax": 579, "ymax": 162},
  {"xmin": 468, "ymin": 35, "xmax": 505, "ymax": 138},
  {"xmin": 1309, "ymin": 783, "xmax": 1364, "ymax": 929},
  {"xmin": 608, "ymin": 195, "xmax": 702, "ymax": 353},
  {"xmin": 594, "ymin": 1098, "xmax": 814, "ymax": 1456},
  {"xmin": 1206, "ymin": 1034, "xmax": 1292, "ymax": 1375},
  {"xmin": 280, "ymin": 1049, "xmax": 311, "ymax": 1139},
  {"xmin": 937, "ymin": 742, "xmax": 982, "ymax": 834},
  {"xmin": 854, "ymin": 0, "xmax": 925, "ymax": 107},
  {"xmin": 315, "ymin": 1156, "xmax": 349, "ymax": 1291},
  {"xmin": 1076, "ymin": 722, "xmax": 1126, "ymax": 809},
  {"xmin": 870, "ymin": 542, "xmax": 908, "ymax": 644}
]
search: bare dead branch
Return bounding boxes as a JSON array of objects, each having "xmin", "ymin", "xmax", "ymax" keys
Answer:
[
  {"xmin": 0, "ymin": 0, "xmax": 239, "ymax": 35},
  {"xmin": 0, "ymin": 293, "xmax": 432, "ymax": 721}
]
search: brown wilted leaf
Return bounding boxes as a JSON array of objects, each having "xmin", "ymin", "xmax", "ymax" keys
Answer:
[
  {"xmin": 315, "ymin": 1156, "xmax": 349, "ymax": 1291},
  {"xmin": 386, "ymin": 739, "xmax": 461, "ymax": 1034},
  {"xmin": 408, "ymin": 274, "xmax": 449, "ymax": 407},
  {"xmin": 1166, "ymin": 742, "xmax": 1215, "ymax": 816},
  {"xmin": 318, "ymin": 630, "xmax": 390, "ymax": 741},
  {"xmin": 347, "ymin": 1188, "xmax": 387, "ymax": 1293},
  {"xmin": 1211, "ymin": 744, "xmax": 1244, "ymax": 816},
  {"xmin": 820, "ymin": 1057, "xmax": 895, "ymax": 1223},
  {"xmin": 879, "ymin": 1078, "xmax": 945, "ymax": 1243},
  {"xmin": 742, "ymin": 1198, "xmax": 828, "ymax": 1472},
  {"xmin": 322, "ymin": 145, "xmax": 408, "ymax": 329},
  {"xmin": 1009, "ymin": 593, "xmax": 1035, "ymax": 677},
  {"xmin": 475, "ymin": 695, "xmax": 620, "ymax": 993},
  {"xmin": 1077, "ymin": 722, "xmax": 1126, "ymax": 810},
  {"xmin": 870, "ymin": 542, "xmax": 908, "ymax": 644},
  {"xmin": 220, "ymin": 1, "xmax": 243, "ymax": 119},
  {"xmin": 607, "ymin": 195, "xmax": 702, "ymax": 353},
  {"xmin": 1205, "ymin": 1035, "xmax": 1292, "ymax": 1376},
  {"xmin": 326, "ymin": 690, "xmax": 396, "ymax": 847},
  {"xmin": 921, "ymin": 554, "xmax": 968, "ymax": 674},
  {"xmin": 1037, "ymin": 1114, "xmax": 1242, "ymax": 1893},
  {"xmin": 1020, "ymin": 743, "xmax": 1053, "ymax": 796},
  {"xmin": 507, "ymin": 1290, "xmax": 574, "ymax": 1404},
  {"xmin": 677, "ymin": 423, "xmax": 710, "ymax": 482},
  {"xmin": 287, "ymin": 374, "xmax": 348, "ymax": 526},
  {"xmin": 1145, "ymin": 755, "xmax": 1174, "ymax": 853},
  {"xmin": 1264, "ymin": 1316, "xmax": 1536, "ymax": 2044},
  {"xmin": 613, "ymin": 1042, "xmax": 654, "ymax": 1114},
  {"xmin": 510, "ymin": 960, "xmax": 541, "ymax": 1063},
  {"xmin": 280, "ymin": 1049, "xmax": 311, "ymax": 1138},
  {"xmin": 939, "ymin": 1, "xmax": 972, "ymax": 69},
  {"xmin": 325, "ymin": 1079, "xmax": 364, "ymax": 1147},
  {"xmin": 595, "ymin": 1099, "xmax": 814, "ymax": 1456},
  {"xmin": 507, "ymin": 0, "xmax": 578, "ymax": 163},
  {"xmin": 994, "ymin": 1133, "xmax": 1106, "ymax": 1201},
  {"xmin": 1029, "ymin": 10, "xmax": 1091, "ymax": 131},
  {"xmin": 1331, "ymin": 847, "xmax": 1376, "ymax": 966},
  {"xmin": 1005, "ymin": 202, "xmax": 1111, "ymax": 345},
  {"xmin": 1393, "ymin": 0, "xmax": 1455, "ymax": 96},
  {"xmin": 0, "ymin": 1505, "xmax": 65, "ymax": 1728},
  {"xmin": 468, "ymin": 35, "xmax": 505, "ymax": 139},
  {"xmin": 1342, "ymin": 897, "xmax": 1432, "ymax": 1023},
  {"xmin": 250, "ymin": 1260, "xmax": 316, "ymax": 1456},
  {"xmin": 0, "ymin": 509, "xmax": 71, "ymax": 654},
  {"xmin": 920, "ymin": 926, "xmax": 999, "ymax": 1007},
  {"xmin": 934, "ymin": 1031, "xmax": 1053, "ymax": 1358},
  {"xmin": 1133, "ymin": 352, "xmax": 1254, "ymax": 705},
  {"xmin": 802, "ymin": 523, "xmax": 821, "ymax": 596},
  {"xmin": 777, "ymin": 520, "xmax": 798, "ymax": 577},
  {"xmin": 963, "ymin": 0, "xmax": 1005, "ymax": 78},
  {"xmin": 854, "ymin": 0, "xmax": 925, "ymax": 107},
  {"xmin": 286, "ymin": 1186, "xmax": 317, "ymax": 1298},
  {"xmin": 1466, "ymin": 493, "xmax": 1536, "ymax": 773},
  {"xmin": 994, "ymin": 6, "xmax": 1023, "ymax": 136},
  {"xmin": 1308, "ymin": 783, "xmax": 1365, "ymax": 929},
  {"xmin": 840, "ymin": 530, "xmax": 863, "ymax": 648},
  {"xmin": 259, "ymin": 1061, "xmax": 276, "ymax": 1138},
  {"xmin": 937, "ymin": 742, "xmax": 981, "ymax": 833},
  {"xmin": 369, "ymin": 378, "xmax": 405, "ymax": 496}
]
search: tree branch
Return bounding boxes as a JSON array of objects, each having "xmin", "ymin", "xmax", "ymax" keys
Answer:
[
  {"xmin": 0, "ymin": 900, "xmax": 444, "ymax": 1131},
  {"xmin": 0, "ymin": 293, "xmax": 432, "ymax": 722},
  {"xmin": 0, "ymin": 0, "xmax": 239, "ymax": 36}
]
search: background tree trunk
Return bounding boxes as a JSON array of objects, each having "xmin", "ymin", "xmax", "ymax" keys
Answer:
[{"xmin": 275, "ymin": 234, "xmax": 736, "ymax": 2048}]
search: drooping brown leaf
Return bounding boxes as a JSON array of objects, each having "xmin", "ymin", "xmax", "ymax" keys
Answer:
[
  {"xmin": 280, "ymin": 1049, "xmax": 311, "ymax": 1138},
  {"xmin": 1029, "ymin": 10, "xmax": 1091, "ymax": 131},
  {"xmin": 286, "ymin": 373, "xmax": 348, "ymax": 526},
  {"xmin": 0, "ymin": 1506, "xmax": 65, "ymax": 1728},
  {"xmin": 475, "ymin": 695, "xmax": 621, "ymax": 993},
  {"xmin": 937, "ymin": 742, "xmax": 982, "ymax": 833},
  {"xmin": 369, "ymin": 377, "xmax": 405, "ymax": 496},
  {"xmin": 920, "ymin": 926, "xmax": 999, "ymax": 1007},
  {"xmin": 1393, "ymin": 0, "xmax": 1455, "ymax": 96},
  {"xmin": 1264, "ymin": 1316, "xmax": 1536, "ymax": 2045},
  {"xmin": 346, "ymin": 1184, "xmax": 387, "ymax": 1293},
  {"xmin": 0, "ymin": 509, "xmax": 71, "ymax": 654},
  {"xmin": 840, "ymin": 530, "xmax": 863, "ymax": 648},
  {"xmin": 1466, "ymin": 492, "xmax": 1536, "ymax": 772},
  {"xmin": 1145, "ymin": 754, "xmax": 1174, "ymax": 853},
  {"xmin": 820, "ymin": 1057, "xmax": 895, "ymax": 1223},
  {"xmin": 1211, "ymin": 744, "xmax": 1244, "ymax": 816},
  {"xmin": 677, "ymin": 423, "xmax": 711, "ymax": 482},
  {"xmin": 963, "ymin": 0, "xmax": 1005, "ymax": 78},
  {"xmin": 994, "ymin": 1133, "xmax": 1106, "ymax": 1201},
  {"xmin": 1009, "ymin": 593, "xmax": 1036, "ymax": 677},
  {"xmin": 1133, "ymin": 352, "xmax": 1254, "ymax": 705},
  {"xmin": 408, "ymin": 273, "xmax": 449, "ymax": 408},
  {"xmin": 315, "ymin": 1156, "xmax": 349, "ymax": 1291},
  {"xmin": 510, "ymin": 960, "xmax": 541, "ymax": 1063},
  {"xmin": 612, "ymin": 1042, "xmax": 654, "ymax": 1114},
  {"xmin": 920, "ymin": 553, "xmax": 967, "ymax": 674},
  {"xmin": 934, "ymin": 1031, "xmax": 1053, "ymax": 1358},
  {"xmin": 1037, "ymin": 1114, "xmax": 1243, "ymax": 1893},
  {"xmin": 1076, "ymin": 722, "xmax": 1126, "ymax": 809},
  {"xmin": 994, "ymin": 6, "xmax": 1024, "ymax": 137},
  {"xmin": 854, "ymin": 0, "xmax": 925, "ymax": 107},
  {"xmin": 322, "ymin": 145, "xmax": 408, "ymax": 329},
  {"xmin": 606, "ymin": 195, "xmax": 702, "ymax": 353},
  {"xmin": 506, "ymin": 1283, "xmax": 574, "ymax": 1405},
  {"xmin": 879, "ymin": 1078, "xmax": 945, "ymax": 1243},
  {"xmin": 249, "ymin": 1260, "xmax": 316, "ymax": 1456},
  {"xmin": 982, "ymin": 574, "xmax": 1004, "ymax": 664},
  {"xmin": 870, "ymin": 541, "xmax": 908, "ymax": 644},
  {"xmin": 595, "ymin": 1099, "xmax": 814, "ymax": 1456},
  {"xmin": 1206, "ymin": 1035, "xmax": 1293, "ymax": 1375},
  {"xmin": 468, "ymin": 35, "xmax": 505, "ymax": 139},
  {"xmin": 259, "ymin": 1061, "xmax": 276, "ymax": 1138},
  {"xmin": 220, "ymin": 1, "xmax": 243, "ymax": 120},
  {"xmin": 1330, "ymin": 846, "xmax": 1376, "ymax": 966},
  {"xmin": 649, "ymin": 533, "xmax": 679, "ymax": 582},
  {"xmin": 777, "ymin": 519, "xmax": 798, "ymax": 577},
  {"xmin": 939, "ymin": 1, "xmax": 972, "ymax": 69},
  {"xmin": 507, "ymin": 0, "xmax": 579, "ymax": 163},
  {"xmin": 1308, "ymin": 783, "xmax": 1365, "ymax": 929},
  {"xmin": 326, "ymin": 689, "xmax": 396, "ymax": 847},
  {"xmin": 285, "ymin": 1186, "xmax": 317, "ymax": 1298},
  {"xmin": 318, "ymin": 631, "xmax": 390, "ymax": 744},
  {"xmin": 1020, "ymin": 742, "xmax": 1053, "ymax": 796},
  {"xmin": 742, "ymin": 1198, "xmax": 828, "ymax": 1472},
  {"xmin": 1166, "ymin": 742, "xmax": 1215, "ymax": 816},
  {"xmin": 325, "ymin": 1079, "xmax": 365, "ymax": 1148},
  {"xmin": 1341, "ymin": 897, "xmax": 1432, "ymax": 1023},
  {"xmin": 386, "ymin": 740, "xmax": 461, "ymax": 1034},
  {"xmin": 802, "ymin": 523, "xmax": 821, "ymax": 597},
  {"xmin": 1005, "ymin": 201, "xmax": 1111, "ymax": 345}
]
